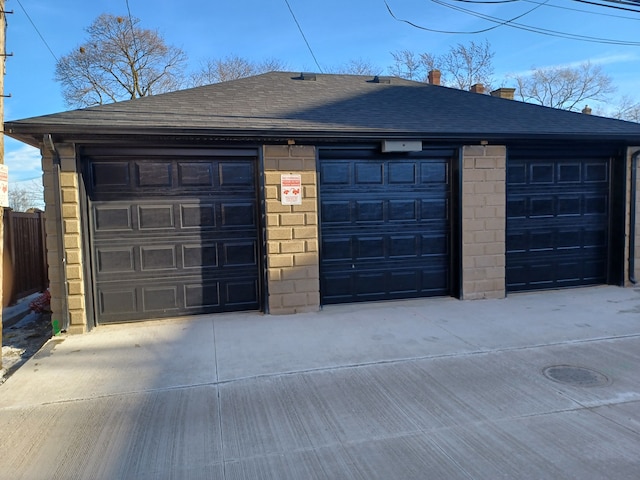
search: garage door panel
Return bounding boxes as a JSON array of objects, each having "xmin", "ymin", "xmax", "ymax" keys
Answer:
[
  {"xmin": 91, "ymin": 162, "xmax": 131, "ymax": 188},
  {"xmin": 220, "ymin": 203, "xmax": 256, "ymax": 227},
  {"xmin": 585, "ymin": 195, "xmax": 608, "ymax": 215},
  {"xmin": 223, "ymin": 242, "xmax": 257, "ymax": 266},
  {"xmin": 507, "ymin": 152, "xmax": 610, "ymax": 293},
  {"xmin": 97, "ymin": 248, "xmax": 135, "ymax": 274},
  {"xmin": 389, "ymin": 163, "xmax": 417, "ymax": 183},
  {"xmin": 422, "ymin": 234, "xmax": 449, "ymax": 256},
  {"xmin": 219, "ymin": 162, "xmax": 255, "ymax": 187},
  {"xmin": 183, "ymin": 244, "xmax": 218, "ymax": 269},
  {"xmin": 355, "ymin": 162, "xmax": 384, "ymax": 184},
  {"xmin": 422, "ymin": 267, "xmax": 450, "ymax": 293},
  {"xmin": 87, "ymin": 153, "xmax": 261, "ymax": 323},
  {"xmin": 421, "ymin": 162, "xmax": 448, "ymax": 183},
  {"xmin": 140, "ymin": 245, "xmax": 177, "ymax": 271},
  {"xmin": 138, "ymin": 205, "xmax": 175, "ymax": 229},
  {"xmin": 185, "ymin": 283, "xmax": 220, "ymax": 309},
  {"xmin": 389, "ymin": 235, "xmax": 418, "ymax": 257},
  {"xmin": 181, "ymin": 204, "xmax": 216, "ymax": 228},
  {"xmin": 585, "ymin": 162, "xmax": 608, "ymax": 182},
  {"xmin": 143, "ymin": 286, "xmax": 179, "ymax": 312},
  {"xmin": 557, "ymin": 196, "xmax": 581, "ymax": 216},
  {"xmin": 99, "ymin": 289, "xmax": 137, "ymax": 317},
  {"xmin": 355, "ymin": 201, "xmax": 384, "ymax": 222},
  {"xmin": 558, "ymin": 163, "xmax": 581, "ymax": 182},
  {"xmin": 96, "ymin": 272, "xmax": 259, "ymax": 321},
  {"xmin": 322, "ymin": 238, "xmax": 352, "ymax": 260},
  {"xmin": 357, "ymin": 236, "xmax": 385, "ymax": 259},
  {"xmin": 321, "ymin": 266, "xmax": 449, "ymax": 303},
  {"xmin": 178, "ymin": 162, "xmax": 214, "ymax": 186},
  {"xmin": 319, "ymin": 149, "xmax": 453, "ymax": 304},
  {"xmin": 530, "ymin": 163, "xmax": 554, "ymax": 184},
  {"xmin": 94, "ymin": 206, "xmax": 133, "ymax": 231},
  {"xmin": 421, "ymin": 199, "xmax": 448, "ymax": 220},
  {"xmin": 225, "ymin": 280, "xmax": 259, "ymax": 307},
  {"xmin": 136, "ymin": 162, "xmax": 172, "ymax": 187},
  {"xmin": 389, "ymin": 200, "xmax": 417, "ymax": 220}
]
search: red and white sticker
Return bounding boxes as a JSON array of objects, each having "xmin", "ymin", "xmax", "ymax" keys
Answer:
[
  {"xmin": 0, "ymin": 165, "xmax": 8, "ymax": 208},
  {"xmin": 281, "ymin": 174, "xmax": 302, "ymax": 205}
]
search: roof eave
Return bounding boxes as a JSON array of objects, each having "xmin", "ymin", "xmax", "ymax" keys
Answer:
[{"xmin": 7, "ymin": 123, "xmax": 640, "ymax": 148}]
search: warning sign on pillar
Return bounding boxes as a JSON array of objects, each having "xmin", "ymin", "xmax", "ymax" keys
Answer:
[
  {"xmin": 281, "ymin": 174, "xmax": 302, "ymax": 205},
  {"xmin": 0, "ymin": 165, "xmax": 9, "ymax": 208}
]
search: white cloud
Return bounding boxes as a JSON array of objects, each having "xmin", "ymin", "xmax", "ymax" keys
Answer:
[
  {"xmin": 4, "ymin": 141, "xmax": 43, "ymax": 183},
  {"xmin": 503, "ymin": 53, "xmax": 640, "ymax": 78}
]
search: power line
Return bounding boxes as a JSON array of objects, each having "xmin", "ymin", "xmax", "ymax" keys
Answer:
[
  {"xmin": 125, "ymin": 0, "xmax": 139, "ymax": 54},
  {"xmin": 571, "ymin": 0, "xmax": 640, "ymax": 13},
  {"xmin": 432, "ymin": 0, "xmax": 640, "ymax": 44},
  {"xmin": 520, "ymin": 0, "xmax": 640, "ymax": 20},
  {"xmin": 14, "ymin": 0, "xmax": 58, "ymax": 62},
  {"xmin": 384, "ymin": 0, "xmax": 640, "ymax": 45},
  {"xmin": 442, "ymin": 0, "xmax": 640, "ymax": 12},
  {"xmin": 283, "ymin": 0, "xmax": 323, "ymax": 73},
  {"xmin": 384, "ymin": 0, "xmax": 550, "ymax": 34}
]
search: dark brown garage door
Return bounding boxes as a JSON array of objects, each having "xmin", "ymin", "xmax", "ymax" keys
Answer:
[
  {"xmin": 319, "ymin": 148, "xmax": 454, "ymax": 304},
  {"xmin": 506, "ymin": 149, "xmax": 611, "ymax": 292},
  {"xmin": 85, "ymin": 148, "xmax": 262, "ymax": 324}
]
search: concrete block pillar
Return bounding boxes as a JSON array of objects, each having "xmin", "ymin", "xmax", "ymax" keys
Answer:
[
  {"xmin": 461, "ymin": 145, "xmax": 507, "ymax": 299},
  {"xmin": 263, "ymin": 145, "xmax": 320, "ymax": 314},
  {"xmin": 627, "ymin": 147, "xmax": 640, "ymax": 286},
  {"xmin": 41, "ymin": 143, "xmax": 87, "ymax": 334}
]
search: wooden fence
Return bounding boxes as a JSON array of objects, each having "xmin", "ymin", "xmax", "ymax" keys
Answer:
[{"xmin": 3, "ymin": 209, "xmax": 48, "ymax": 306}]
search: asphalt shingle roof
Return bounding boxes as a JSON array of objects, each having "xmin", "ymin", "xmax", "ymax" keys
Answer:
[{"xmin": 7, "ymin": 71, "xmax": 640, "ymax": 146}]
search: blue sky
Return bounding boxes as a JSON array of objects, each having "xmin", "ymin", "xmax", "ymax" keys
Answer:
[{"xmin": 4, "ymin": 0, "xmax": 640, "ymax": 184}]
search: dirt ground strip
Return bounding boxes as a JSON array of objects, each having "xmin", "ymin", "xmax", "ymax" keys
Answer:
[{"xmin": 1, "ymin": 312, "xmax": 53, "ymax": 383}]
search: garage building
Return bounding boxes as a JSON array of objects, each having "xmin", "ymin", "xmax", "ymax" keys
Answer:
[{"xmin": 6, "ymin": 72, "xmax": 640, "ymax": 332}]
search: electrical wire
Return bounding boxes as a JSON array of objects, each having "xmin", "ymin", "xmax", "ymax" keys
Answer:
[
  {"xmin": 384, "ymin": 0, "xmax": 549, "ymax": 34},
  {"xmin": 431, "ymin": 0, "xmax": 640, "ymax": 44},
  {"xmin": 384, "ymin": 0, "xmax": 640, "ymax": 45},
  {"xmin": 444, "ymin": 0, "xmax": 640, "ymax": 11},
  {"xmin": 14, "ymin": 0, "xmax": 58, "ymax": 61},
  {"xmin": 571, "ymin": 0, "xmax": 640, "ymax": 13},
  {"xmin": 520, "ymin": 0, "xmax": 640, "ymax": 20},
  {"xmin": 283, "ymin": 0, "xmax": 323, "ymax": 72},
  {"xmin": 125, "ymin": 0, "xmax": 139, "ymax": 54}
]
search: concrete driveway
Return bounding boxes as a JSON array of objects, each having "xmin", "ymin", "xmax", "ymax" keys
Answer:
[{"xmin": 1, "ymin": 285, "xmax": 639, "ymax": 479}]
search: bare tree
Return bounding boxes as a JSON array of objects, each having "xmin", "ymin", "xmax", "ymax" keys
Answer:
[
  {"xmin": 513, "ymin": 62, "xmax": 615, "ymax": 111},
  {"xmin": 388, "ymin": 40, "xmax": 495, "ymax": 90},
  {"xmin": 610, "ymin": 95, "xmax": 640, "ymax": 123},
  {"xmin": 439, "ymin": 40, "xmax": 494, "ymax": 90},
  {"xmin": 189, "ymin": 55, "xmax": 288, "ymax": 86},
  {"xmin": 388, "ymin": 50, "xmax": 425, "ymax": 81},
  {"xmin": 9, "ymin": 180, "xmax": 44, "ymax": 212},
  {"xmin": 328, "ymin": 58, "xmax": 383, "ymax": 76},
  {"xmin": 55, "ymin": 13, "xmax": 187, "ymax": 107}
]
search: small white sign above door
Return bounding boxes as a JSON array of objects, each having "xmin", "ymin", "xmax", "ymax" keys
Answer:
[{"xmin": 281, "ymin": 174, "xmax": 302, "ymax": 205}]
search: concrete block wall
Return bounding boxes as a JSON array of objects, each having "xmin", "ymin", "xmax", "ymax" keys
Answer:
[
  {"xmin": 41, "ymin": 144, "xmax": 87, "ymax": 334},
  {"xmin": 635, "ymin": 150, "xmax": 640, "ymax": 284},
  {"xmin": 461, "ymin": 145, "xmax": 507, "ymax": 299},
  {"xmin": 627, "ymin": 147, "xmax": 640, "ymax": 286},
  {"xmin": 263, "ymin": 145, "xmax": 320, "ymax": 314}
]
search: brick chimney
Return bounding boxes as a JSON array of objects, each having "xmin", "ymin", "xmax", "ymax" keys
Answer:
[
  {"xmin": 428, "ymin": 69, "xmax": 441, "ymax": 86},
  {"xmin": 582, "ymin": 105, "xmax": 592, "ymax": 115},
  {"xmin": 470, "ymin": 83, "xmax": 484, "ymax": 94},
  {"xmin": 490, "ymin": 88, "xmax": 516, "ymax": 100}
]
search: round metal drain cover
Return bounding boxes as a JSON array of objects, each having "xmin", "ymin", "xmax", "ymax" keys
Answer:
[{"xmin": 543, "ymin": 365, "xmax": 609, "ymax": 387}]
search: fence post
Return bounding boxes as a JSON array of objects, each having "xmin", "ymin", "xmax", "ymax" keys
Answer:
[
  {"xmin": 38, "ymin": 210, "xmax": 48, "ymax": 292},
  {"xmin": 3, "ymin": 207, "xmax": 15, "ymax": 307}
]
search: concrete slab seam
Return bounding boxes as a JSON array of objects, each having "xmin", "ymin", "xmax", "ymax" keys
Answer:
[
  {"xmin": 4, "ymin": 333, "xmax": 639, "ymax": 411},
  {"xmin": 212, "ymin": 318, "xmax": 228, "ymax": 480},
  {"xmin": 553, "ymin": 391, "xmax": 640, "ymax": 438}
]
